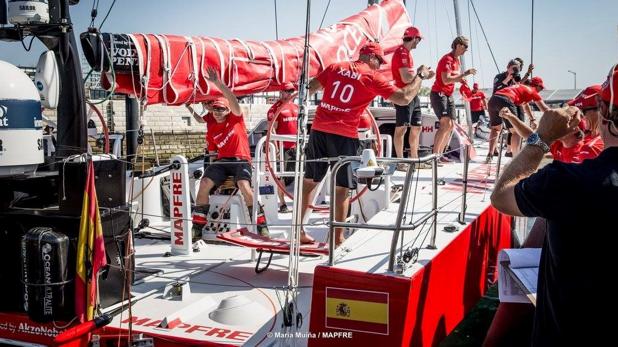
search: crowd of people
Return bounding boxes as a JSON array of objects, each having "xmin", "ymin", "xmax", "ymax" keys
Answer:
[{"xmin": 183, "ymin": 26, "xmax": 618, "ymax": 344}]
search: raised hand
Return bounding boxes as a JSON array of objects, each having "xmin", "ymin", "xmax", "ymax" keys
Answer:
[
  {"xmin": 206, "ymin": 67, "xmax": 221, "ymax": 85},
  {"xmin": 537, "ymin": 106, "xmax": 581, "ymax": 144}
]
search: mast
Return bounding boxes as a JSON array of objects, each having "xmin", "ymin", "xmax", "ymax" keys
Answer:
[{"xmin": 453, "ymin": 0, "xmax": 473, "ymax": 139}]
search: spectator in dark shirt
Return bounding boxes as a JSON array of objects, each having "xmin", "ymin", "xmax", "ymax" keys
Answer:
[{"xmin": 489, "ymin": 65, "xmax": 618, "ymax": 346}]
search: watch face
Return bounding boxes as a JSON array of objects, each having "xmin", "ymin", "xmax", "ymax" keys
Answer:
[{"xmin": 527, "ymin": 133, "xmax": 539, "ymax": 145}]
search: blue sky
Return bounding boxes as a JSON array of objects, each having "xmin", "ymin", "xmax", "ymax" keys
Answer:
[{"xmin": 1, "ymin": 0, "xmax": 616, "ymax": 90}]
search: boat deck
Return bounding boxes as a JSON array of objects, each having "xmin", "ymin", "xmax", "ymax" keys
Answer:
[{"xmin": 99, "ymin": 141, "xmax": 510, "ymax": 346}]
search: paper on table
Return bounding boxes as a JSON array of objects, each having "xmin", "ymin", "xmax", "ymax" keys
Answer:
[{"xmin": 498, "ymin": 248, "xmax": 541, "ymax": 304}]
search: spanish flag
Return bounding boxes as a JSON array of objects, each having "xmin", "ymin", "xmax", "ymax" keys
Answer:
[
  {"xmin": 325, "ymin": 287, "xmax": 389, "ymax": 335},
  {"xmin": 75, "ymin": 160, "xmax": 107, "ymax": 322}
]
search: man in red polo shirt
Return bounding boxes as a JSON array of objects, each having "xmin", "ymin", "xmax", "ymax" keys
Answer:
[
  {"xmin": 267, "ymin": 82, "xmax": 298, "ymax": 213},
  {"xmin": 391, "ymin": 26, "xmax": 435, "ymax": 170},
  {"xmin": 430, "ymin": 36, "xmax": 477, "ymax": 162},
  {"xmin": 461, "ymin": 82, "xmax": 487, "ymax": 134},
  {"xmin": 304, "ymin": 41, "xmax": 433, "ymax": 246},
  {"xmin": 192, "ymin": 67, "xmax": 267, "ymax": 239},
  {"xmin": 486, "ymin": 77, "xmax": 550, "ymax": 160}
]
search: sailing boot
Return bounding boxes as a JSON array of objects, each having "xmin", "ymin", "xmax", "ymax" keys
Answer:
[
  {"xmin": 191, "ymin": 204, "xmax": 210, "ymax": 241},
  {"xmin": 249, "ymin": 205, "xmax": 270, "ymax": 237}
]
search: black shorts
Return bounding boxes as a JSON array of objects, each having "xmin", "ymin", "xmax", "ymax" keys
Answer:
[
  {"xmin": 395, "ymin": 96, "xmax": 422, "ymax": 126},
  {"xmin": 283, "ymin": 147, "xmax": 296, "ymax": 185},
  {"xmin": 203, "ymin": 158, "xmax": 252, "ymax": 186},
  {"xmin": 430, "ymin": 91, "xmax": 456, "ymax": 119},
  {"xmin": 305, "ymin": 130, "xmax": 360, "ymax": 188},
  {"xmin": 488, "ymin": 95, "xmax": 521, "ymax": 128},
  {"xmin": 471, "ymin": 110, "xmax": 485, "ymax": 123}
]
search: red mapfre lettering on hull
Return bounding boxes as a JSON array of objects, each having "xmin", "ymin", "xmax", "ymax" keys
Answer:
[
  {"xmin": 171, "ymin": 172, "xmax": 184, "ymax": 246},
  {"xmin": 120, "ymin": 316, "xmax": 253, "ymax": 342}
]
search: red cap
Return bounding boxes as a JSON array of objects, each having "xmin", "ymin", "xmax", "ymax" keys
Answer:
[
  {"xmin": 359, "ymin": 42, "xmax": 386, "ymax": 63},
  {"xmin": 529, "ymin": 76, "xmax": 545, "ymax": 90},
  {"xmin": 403, "ymin": 26, "xmax": 423, "ymax": 39},
  {"xmin": 473, "ymin": 83, "xmax": 479, "ymax": 89},
  {"xmin": 210, "ymin": 97, "xmax": 230, "ymax": 110},
  {"xmin": 567, "ymin": 84, "xmax": 601, "ymax": 110},
  {"xmin": 600, "ymin": 64, "xmax": 618, "ymax": 107}
]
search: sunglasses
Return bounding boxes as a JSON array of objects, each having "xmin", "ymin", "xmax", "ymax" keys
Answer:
[
  {"xmin": 403, "ymin": 37, "xmax": 420, "ymax": 42},
  {"xmin": 461, "ymin": 43, "xmax": 469, "ymax": 48},
  {"xmin": 213, "ymin": 107, "xmax": 228, "ymax": 113}
]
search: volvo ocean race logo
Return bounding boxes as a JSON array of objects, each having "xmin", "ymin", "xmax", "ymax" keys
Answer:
[
  {"xmin": 0, "ymin": 105, "xmax": 7, "ymax": 127},
  {"xmin": 41, "ymin": 243, "xmax": 53, "ymax": 315}
]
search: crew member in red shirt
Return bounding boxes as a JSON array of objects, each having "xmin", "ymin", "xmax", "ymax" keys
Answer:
[
  {"xmin": 391, "ymin": 26, "xmax": 435, "ymax": 170},
  {"xmin": 486, "ymin": 77, "xmax": 549, "ymax": 161},
  {"xmin": 304, "ymin": 41, "xmax": 432, "ymax": 246},
  {"xmin": 191, "ymin": 68, "xmax": 266, "ymax": 238},
  {"xmin": 500, "ymin": 108, "xmax": 604, "ymax": 163},
  {"xmin": 267, "ymin": 82, "xmax": 298, "ymax": 213},
  {"xmin": 430, "ymin": 36, "xmax": 477, "ymax": 162},
  {"xmin": 567, "ymin": 84, "xmax": 603, "ymax": 138},
  {"xmin": 460, "ymin": 82, "xmax": 487, "ymax": 133}
]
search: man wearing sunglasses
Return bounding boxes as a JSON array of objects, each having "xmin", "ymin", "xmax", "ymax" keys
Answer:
[
  {"xmin": 430, "ymin": 36, "xmax": 477, "ymax": 163},
  {"xmin": 191, "ymin": 67, "xmax": 268, "ymax": 240},
  {"xmin": 391, "ymin": 26, "xmax": 435, "ymax": 171},
  {"xmin": 490, "ymin": 65, "xmax": 618, "ymax": 346}
]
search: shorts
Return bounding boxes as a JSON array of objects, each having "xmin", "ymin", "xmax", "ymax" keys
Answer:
[
  {"xmin": 471, "ymin": 110, "xmax": 486, "ymax": 123},
  {"xmin": 283, "ymin": 147, "xmax": 297, "ymax": 186},
  {"xmin": 395, "ymin": 96, "xmax": 422, "ymax": 126},
  {"xmin": 203, "ymin": 158, "xmax": 252, "ymax": 186},
  {"xmin": 430, "ymin": 91, "xmax": 456, "ymax": 119},
  {"xmin": 305, "ymin": 130, "xmax": 360, "ymax": 188},
  {"xmin": 488, "ymin": 95, "xmax": 521, "ymax": 128}
]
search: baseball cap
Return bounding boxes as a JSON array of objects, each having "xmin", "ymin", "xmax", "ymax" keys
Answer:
[
  {"xmin": 403, "ymin": 26, "xmax": 423, "ymax": 39},
  {"xmin": 210, "ymin": 97, "xmax": 230, "ymax": 110},
  {"xmin": 529, "ymin": 76, "xmax": 545, "ymax": 90},
  {"xmin": 359, "ymin": 42, "xmax": 386, "ymax": 64},
  {"xmin": 567, "ymin": 84, "xmax": 601, "ymax": 110},
  {"xmin": 473, "ymin": 83, "xmax": 479, "ymax": 89},
  {"xmin": 600, "ymin": 64, "xmax": 618, "ymax": 107}
]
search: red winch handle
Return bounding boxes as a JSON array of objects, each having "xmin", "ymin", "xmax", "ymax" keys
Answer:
[{"xmin": 54, "ymin": 314, "xmax": 112, "ymax": 344}]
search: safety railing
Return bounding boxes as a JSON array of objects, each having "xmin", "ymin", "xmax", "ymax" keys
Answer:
[{"xmin": 327, "ymin": 154, "xmax": 440, "ymax": 272}]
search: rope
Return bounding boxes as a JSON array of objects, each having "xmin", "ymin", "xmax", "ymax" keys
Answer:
[
  {"xmin": 319, "ymin": 0, "xmax": 333, "ymax": 29},
  {"xmin": 469, "ymin": 0, "xmax": 500, "ymax": 73}
]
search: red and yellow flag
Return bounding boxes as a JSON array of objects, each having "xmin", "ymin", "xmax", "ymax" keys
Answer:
[
  {"xmin": 75, "ymin": 160, "xmax": 107, "ymax": 322},
  {"xmin": 325, "ymin": 287, "xmax": 389, "ymax": 335}
]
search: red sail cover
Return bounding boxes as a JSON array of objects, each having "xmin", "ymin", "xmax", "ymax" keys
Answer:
[{"xmin": 97, "ymin": 0, "xmax": 410, "ymax": 105}]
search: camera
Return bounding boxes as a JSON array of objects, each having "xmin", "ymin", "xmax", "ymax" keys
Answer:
[
  {"xmin": 513, "ymin": 73, "xmax": 522, "ymax": 82},
  {"xmin": 511, "ymin": 65, "xmax": 521, "ymax": 74}
]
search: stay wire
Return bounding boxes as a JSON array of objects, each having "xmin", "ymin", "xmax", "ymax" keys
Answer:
[{"xmin": 469, "ymin": 0, "xmax": 500, "ymax": 73}]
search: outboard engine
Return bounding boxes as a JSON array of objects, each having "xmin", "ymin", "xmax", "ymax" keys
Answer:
[{"xmin": 21, "ymin": 227, "xmax": 70, "ymax": 322}]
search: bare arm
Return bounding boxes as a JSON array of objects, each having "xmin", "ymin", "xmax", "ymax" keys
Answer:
[
  {"xmin": 491, "ymin": 107, "xmax": 581, "ymax": 216},
  {"xmin": 442, "ymin": 68, "xmax": 477, "ymax": 84},
  {"xmin": 499, "ymin": 108, "xmax": 534, "ymax": 139},
  {"xmin": 185, "ymin": 104, "xmax": 206, "ymax": 124},
  {"xmin": 398, "ymin": 67, "xmax": 416, "ymax": 84},
  {"xmin": 389, "ymin": 65, "xmax": 432, "ymax": 106},
  {"xmin": 206, "ymin": 67, "xmax": 242, "ymax": 116},
  {"xmin": 308, "ymin": 78, "xmax": 323, "ymax": 96},
  {"xmin": 535, "ymin": 100, "xmax": 550, "ymax": 113}
]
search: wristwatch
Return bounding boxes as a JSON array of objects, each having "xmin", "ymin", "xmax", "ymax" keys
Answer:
[{"xmin": 526, "ymin": 132, "xmax": 550, "ymax": 153}]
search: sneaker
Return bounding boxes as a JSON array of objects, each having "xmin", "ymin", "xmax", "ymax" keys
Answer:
[
  {"xmin": 396, "ymin": 163, "xmax": 409, "ymax": 172},
  {"xmin": 439, "ymin": 156, "xmax": 453, "ymax": 164},
  {"xmin": 279, "ymin": 204, "xmax": 290, "ymax": 213},
  {"xmin": 191, "ymin": 204, "xmax": 210, "ymax": 241},
  {"xmin": 484, "ymin": 155, "xmax": 492, "ymax": 164},
  {"xmin": 414, "ymin": 162, "xmax": 432, "ymax": 170},
  {"xmin": 493, "ymin": 150, "xmax": 499, "ymax": 157},
  {"xmin": 505, "ymin": 151, "xmax": 513, "ymax": 158}
]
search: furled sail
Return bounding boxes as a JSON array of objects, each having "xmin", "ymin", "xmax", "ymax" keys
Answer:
[{"xmin": 81, "ymin": 0, "xmax": 410, "ymax": 105}]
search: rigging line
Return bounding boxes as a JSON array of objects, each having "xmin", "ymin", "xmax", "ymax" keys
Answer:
[
  {"xmin": 318, "ymin": 0, "xmax": 332, "ymax": 30},
  {"xmin": 433, "ymin": 0, "xmax": 439, "ymax": 63},
  {"xmin": 424, "ymin": 0, "xmax": 433, "ymax": 62},
  {"xmin": 473, "ymin": 7, "xmax": 485, "ymax": 85},
  {"xmin": 443, "ymin": 0, "xmax": 455, "ymax": 38},
  {"xmin": 412, "ymin": 0, "xmax": 418, "ymax": 26},
  {"xmin": 530, "ymin": 0, "xmax": 534, "ymax": 69},
  {"xmin": 98, "ymin": 0, "xmax": 117, "ymax": 30},
  {"xmin": 467, "ymin": 0, "xmax": 475, "ymax": 83},
  {"xmin": 469, "ymin": 0, "xmax": 500, "ymax": 73},
  {"xmin": 274, "ymin": 0, "xmax": 279, "ymax": 40}
]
